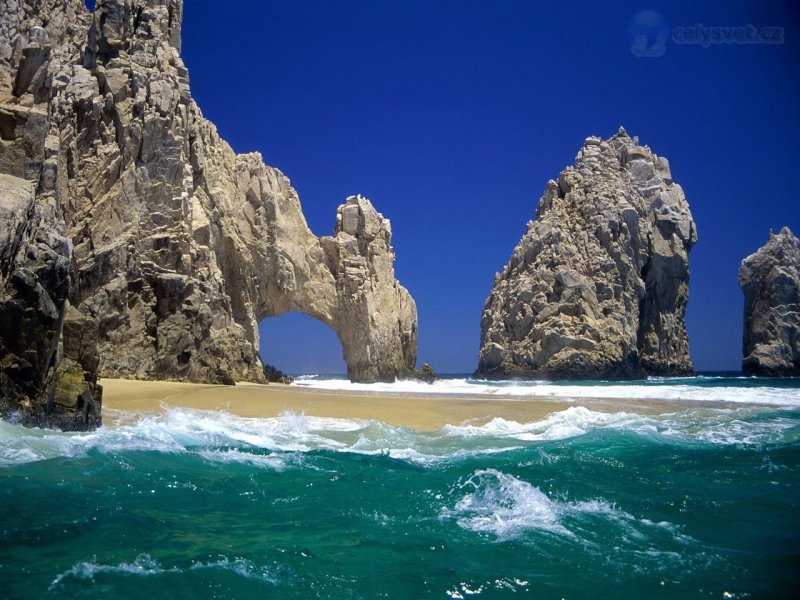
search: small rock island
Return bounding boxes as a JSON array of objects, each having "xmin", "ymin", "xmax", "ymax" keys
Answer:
[
  {"xmin": 477, "ymin": 129, "xmax": 697, "ymax": 380},
  {"xmin": 739, "ymin": 227, "xmax": 800, "ymax": 376}
]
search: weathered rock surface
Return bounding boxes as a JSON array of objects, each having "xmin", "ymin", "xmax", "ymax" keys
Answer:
[
  {"xmin": 738, "ymin": 228, "xmax": 800, "ymax": 376},
  {"xmin": 0, "ymin": 174, "xmax": 101, "ymax": 429},
  {"xmin": 0, "ymin": 0, "xmax": 417, "ymax": 413},
  {"xmin": 477, "ymin": 129, "xmax": 697, "ymax": 379}
]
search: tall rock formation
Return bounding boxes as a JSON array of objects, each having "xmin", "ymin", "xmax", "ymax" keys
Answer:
[
  {"xmin": 0, "ymin": 0, "xmax": 417, "ymax": 427},
  {"xmin": 738, "ymin": 228, "xmax": 800, "ymax": 376},
  {"xmin": 477, "ymin": 129, "xmax": 697, "ymax": 379}
]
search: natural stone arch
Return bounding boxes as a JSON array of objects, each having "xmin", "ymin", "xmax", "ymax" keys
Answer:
[
  {"xmin": 220, "ymin": 160, "xmax": 419, "ymax": 383},
  {"xmin": 0, "ymin": 0, "xmax": 417, "ymax": 385}
]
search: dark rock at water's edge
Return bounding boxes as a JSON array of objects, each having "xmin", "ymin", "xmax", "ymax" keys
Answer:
[
  {"xmin": 477, "ymin": 129, "xmax": 697, "ymax": 380},
  {"xmin": 738, "ymin": 228, "xmax": 800, "ymax": 377},
  {"xmin": 0, "ymin": 175, "xmax": 102, "ymax": 430},
  {"xmin": 0, "ymin": 0, "xmax": 417, "ymax": 413},
  {"xmin": 413, "ymin": 363, "xmax": 437, "ymax": 384},
  {"xmin": 262, "ymin": 363, "xmax": 294, "ymax": 385}
]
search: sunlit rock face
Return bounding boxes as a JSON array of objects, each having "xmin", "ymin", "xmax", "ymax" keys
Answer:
[
  {"xmin": 477, "ymin": 129, "xmax": 697, "ymax": 380},
  {"xmin": 0, "ymin": 0, "xmax": 417, "ymax": 393},
  {"xmin": 739, "ymin": 228, "xmax": 800, "ymax": 377}
]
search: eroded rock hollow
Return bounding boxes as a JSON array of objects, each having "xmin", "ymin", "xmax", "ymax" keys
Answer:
[
  {"xmin": 0, "ymin": 0, "xmax": 417, "ymax": 428},
  {"xmin": 477, "ymin": 129, "xmax": 697, "ymax": 379},
  {"xmin": 738, "ymin": 228, "xmax": 800, "ymax": 376}
]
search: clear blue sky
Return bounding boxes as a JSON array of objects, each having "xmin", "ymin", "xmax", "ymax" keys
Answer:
[{"xmin": 171, "ymin": 1, "xmax": 798, "ymax": 374}]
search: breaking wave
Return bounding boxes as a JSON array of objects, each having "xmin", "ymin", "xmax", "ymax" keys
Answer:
[
  {"xmin": 440, "ymin": 469, "xmax": 696, "ymax": 547},
  {"xmin": 1, "ymin": 404, "xmax": 797, "ymax": 469}
]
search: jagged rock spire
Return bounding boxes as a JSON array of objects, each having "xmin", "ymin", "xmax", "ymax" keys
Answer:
[{"xmin": 477, "ymin": 130, "xmax": 697, "ymax": 379}]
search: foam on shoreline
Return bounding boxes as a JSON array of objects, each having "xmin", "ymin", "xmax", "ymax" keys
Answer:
[
  {"xmin": 3, "ymin": 402, "xmax": 797, "ymax": 468},
  {"xmin": 292, "ymin": 375, "xmax": 800, "ymax": 406}
]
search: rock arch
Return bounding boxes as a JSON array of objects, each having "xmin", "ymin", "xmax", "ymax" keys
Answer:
[{"xmin": 0, "ymin": 0, "xmax": 417, "ymax": 385}]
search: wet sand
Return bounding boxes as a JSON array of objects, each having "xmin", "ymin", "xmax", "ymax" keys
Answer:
[{"xmin": 99, "ymin": 378, "xmax": 746, "ymax": 431}]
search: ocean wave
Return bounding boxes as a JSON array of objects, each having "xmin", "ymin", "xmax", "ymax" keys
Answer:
[
  {"xmin": 440, "ymin": 469, "xmax": 694, "ymax": 547},
  {"xmin": 0, "ymin": 410, "xmax": 357, "ymax": 467},
  {"xmin": 196, "ymin": 448, "xmax": 296, "ymax": 471},
  {"xmin": 442, "ymin": 407, "xmax": 648, "ymax": 441},
  {"xmin": 441, "ymin": 406, "xmax": 800, "ymax": 446},
  {"xmin": 1, "ymin": 405, "xmax": 797, "ymax": 469},
  {"xmin": 292, "ymin": 375, "xmax": 800, "ymax": 406},
  {"xmin": 440, "ymin": 468, "xmax": 573, "ymax": 538}
]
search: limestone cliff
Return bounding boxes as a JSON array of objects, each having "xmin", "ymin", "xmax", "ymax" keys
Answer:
[
  {"xmin": 477, "ymin": 129, "xmax": 697, "ymax": 379},
  {"xmin": 738, "ymin": 228, "xmax": 800, "ymax": 376},
  {"xmin": 0, "ymin": 0, "xmax": 417, "ymax": 403}
]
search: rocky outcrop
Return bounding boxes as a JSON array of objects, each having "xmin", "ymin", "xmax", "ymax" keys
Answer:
[
  {"xmin": 738, "ymin": 228, "xmax": 800, "ymax": 376},
  {"xmin": 413, "ymin": 363, "xmax": 437, "ymax": 384},
  {"xmin": 262, "ymin": 363, "xmax": 293, "ymax": 385},
  {"xmin": 477, "ymin": 129, "xmax": 697, "ymax": 380},
  {"xmin": 0, "ymin": 174, "xmax": 101, "ymax": 429},
  {"xmin": 0, "ymin": 0, "xmax": 417, "ymax": 409}
]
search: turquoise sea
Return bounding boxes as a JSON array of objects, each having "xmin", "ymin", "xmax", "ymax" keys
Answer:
[{"xmin": 1, "ymin": 374, "xmax": 799, "ymax": 599}]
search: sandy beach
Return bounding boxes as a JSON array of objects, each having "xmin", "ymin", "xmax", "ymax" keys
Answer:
[{"xmin": 99, "ymin": 378, "xmax": 750, "ymax": 430}]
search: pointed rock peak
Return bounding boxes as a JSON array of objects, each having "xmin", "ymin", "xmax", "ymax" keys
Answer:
[
  {"xmin": 763, "ymin": 227, "xmax": 798, "ymax": 249},
  {"xmin": 345, "ymin": 193, "xmax": 370, "ymax": 207},
  {"xmin": 477, "ymin": 131, "xmax": 696, "ymax": 380},
  {"xmin": 336, "ymin": 194, "xmax": 389, "ymax": 241},
  {"xmin": 583, "ymin": 135, "xmax": 603, "ymax": 147}
]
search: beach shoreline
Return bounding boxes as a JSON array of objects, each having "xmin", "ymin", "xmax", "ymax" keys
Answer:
[{"xmin": 100, "ymin": 378, "xmax": 768, "ymax": 431}]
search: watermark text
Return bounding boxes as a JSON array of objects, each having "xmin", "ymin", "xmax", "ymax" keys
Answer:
[
  {"xmin": 672, "ymin": 24, "xmax": 784, "ymax": 47},
  {"xmin": 628, "ymin": 10, "xmax": 785, "ymax": 57}
]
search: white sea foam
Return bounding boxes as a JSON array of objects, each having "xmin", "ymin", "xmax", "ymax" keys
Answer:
[
  {"xmin": 446, "ymin": 577, "xmax": 529, "ymax": 599},
  {"xmin": 197, "ymin": 448, "xmax": 294, "ymax": 470},
  {"xmin": 292, "ymin": 375, "xmax": 800, "ymax": 406},
  {"xmin": 49, "ymin": 554, "xmax": 283, "ymax": 589},
  {"xmin": 50, "ymin": 554, "xmax": 171, "ymax": 589},
  {"xmin": 441, "ymin": 468, "xmax": 573, "ymax": 538},
  {"xmin": 441, "ymin": 469, "xmax": 694, "ymax": 545},
  {"xmin": 1, "ymin": 404, "xmax": 797, "ymax": 468},
  {"xmin": 443, "ymin": 407, "xmax": 649, "ymax": 441},
  {"xmin": 189, "ymin": 557, "xmax": 283, "ymax": 583},
  {"xmin": 657, "ymin": 409, "xmax": 800, "ymax": 445},
  {"xmin": 442, "ymin": 405, "xmax": 800, "ymax": 446}
]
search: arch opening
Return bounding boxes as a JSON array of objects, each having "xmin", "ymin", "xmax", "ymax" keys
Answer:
[{"xmin": 259, "ymin": 311, "xmax": 347, "ymax": 377}]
